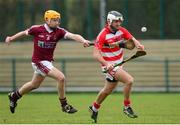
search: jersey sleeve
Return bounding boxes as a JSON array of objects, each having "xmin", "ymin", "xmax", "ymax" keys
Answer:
[
  {"xmin": 95, "ymin": 32, "xmax": 105, "ymax": 50},
  {"xmin": 120, "ymin": 27, "xmax": 133, "ymax": 40},
  {"xmin": 57, "ymin": 27, "xmax": 67, "ymax": 39},
  {"xmin": 26, "ymin": 25, "xmax": 39, "ymax": 36}
]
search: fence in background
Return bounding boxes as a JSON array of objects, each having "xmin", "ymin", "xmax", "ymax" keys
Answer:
[
  {"xmin": 0, "ymin": 57, "xmax": 180, "ymax": 92},
  {"xmin": 1, "ymin": 0, "xmax": 180, "ymax": 41}
]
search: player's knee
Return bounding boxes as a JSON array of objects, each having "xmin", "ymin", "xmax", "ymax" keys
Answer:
[
  {"xmin": 57, "ymin": 75, "xmax": 66, "ymax": 83},
  {"xmin": 126, "ymin": 77, "xmax": 134, "ymax": 85}
]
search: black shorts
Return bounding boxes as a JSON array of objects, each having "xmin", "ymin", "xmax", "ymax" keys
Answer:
[{"xmin": 106, "ymin": 77, "xmax": 118, "ymax": 82}]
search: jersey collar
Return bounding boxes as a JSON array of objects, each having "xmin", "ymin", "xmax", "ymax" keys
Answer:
[
  {"xmin": 105, "ymin": 25, "xmax": 119, "ymax": 34},
  {"xmin": 44, "ymin": 23, "xmax": 53, "ymax": 33}
]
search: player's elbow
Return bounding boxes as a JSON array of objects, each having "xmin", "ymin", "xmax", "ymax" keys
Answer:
[{"xmin": 68, "ymin": 33, "xmax": 82, "ymax": 42}]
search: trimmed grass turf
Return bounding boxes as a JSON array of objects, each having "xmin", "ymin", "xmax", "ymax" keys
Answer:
[{"xmin": 0, "ymin": 93, "xmax": 180, "ymax": 124}]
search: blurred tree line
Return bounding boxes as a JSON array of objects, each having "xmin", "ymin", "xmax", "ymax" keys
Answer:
[{"xmin": 0, "ymin": 0, "xmax": 180, "ymax": 42}]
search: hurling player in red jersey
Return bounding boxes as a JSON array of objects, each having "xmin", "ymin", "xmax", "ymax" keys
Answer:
[
  {"xmin": 89, "ymin": 11, "xmax": 145, "ymax": 122},
  {"xmin": 5, "ymin": 10, "xmax": 90, "ymax": 114}
]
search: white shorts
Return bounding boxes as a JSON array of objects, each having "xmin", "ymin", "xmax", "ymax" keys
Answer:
[
  {"xmin": 102, "ymin": 66, "xmax": 123, "ymax": 82},
  {"xmin": 31, "ymin": 61, "xmax": 54, "ymax": 76}
]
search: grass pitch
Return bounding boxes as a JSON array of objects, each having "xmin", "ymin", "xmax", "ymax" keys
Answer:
[{"xmin": 0, "ymin": 93, "xmax": 180, "ymax": 124}]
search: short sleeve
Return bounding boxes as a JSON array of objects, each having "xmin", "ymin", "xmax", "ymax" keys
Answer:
[
  {"xmin": 120, "ymin": 27, "xmax": 133, "ymax": 40},
  {"xmin": 57, "ymin": 27, "xmax": 67, "ymax": 39},
  {"xmin": 26, "ymin": 25, "xmax": 39, "ymax": 36}
]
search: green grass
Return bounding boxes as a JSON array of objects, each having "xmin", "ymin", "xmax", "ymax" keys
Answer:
[{"xmin": 0, "ymin": 93, "xmax": 180, "ymax": 124}]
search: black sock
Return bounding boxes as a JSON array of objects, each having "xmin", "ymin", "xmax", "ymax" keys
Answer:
[
  {"xmin": 59, "ymin": 97, "xmax": 67, "ymax": 107},
  {"xmin": 11, "ymin": 90, "xmax": 22, "ymax": 101}
]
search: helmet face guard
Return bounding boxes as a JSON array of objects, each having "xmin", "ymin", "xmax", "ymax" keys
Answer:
[{"xmin": 107, "ymin": 11, "xmax": 124, "ymax": 24}]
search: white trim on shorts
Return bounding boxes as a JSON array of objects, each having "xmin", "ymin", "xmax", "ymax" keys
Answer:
[{"xmin": 31, "ymin": 61, "xmax": 54, "ymax": 76}]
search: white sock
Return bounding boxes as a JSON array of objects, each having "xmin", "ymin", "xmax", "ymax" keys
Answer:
[
  {"xmin": 92, "ymin": 106, "xmax": 98, "ymax": 112},
  {"xmin": 124, "ymin": 105, "xmax": 130, "ymax": 109}
]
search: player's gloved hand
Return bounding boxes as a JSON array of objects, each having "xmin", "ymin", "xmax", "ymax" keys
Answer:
[
  {"xmin": 83, "ymin": 40, "xmax": 91, "ymax": 47},
  {"xmin": 5, "ymin": 36, "xmax": 12, "ymax": 45}
]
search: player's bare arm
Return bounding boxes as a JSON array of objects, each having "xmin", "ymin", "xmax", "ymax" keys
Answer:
[
  {"xmin": 65, "ymin": 32, "xmax": 90, "ymax": 47},
  {"xmin": 131, "ymin": 37, "xmax": 145, "ymax": 51},
  {"xmin": 93, "ymin": 47, "xmax": 114, "ymax": 71},
  {"xmin": 5, "ymin": 30, "xmax": 28, "ymax": 44}
]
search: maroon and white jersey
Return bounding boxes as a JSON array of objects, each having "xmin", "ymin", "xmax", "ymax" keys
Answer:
[
  {"xmin": 26, "ymin": 24, "xmax": 67, "ymax": 63},
  {"xmin": 95, "ymin": 26, "xmax": 133, "ymax": 65}
]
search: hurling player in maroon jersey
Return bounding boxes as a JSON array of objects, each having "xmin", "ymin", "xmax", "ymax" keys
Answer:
[{"xmin": 5, "ymin": 10, "xmax": 90, "ymax": 114}]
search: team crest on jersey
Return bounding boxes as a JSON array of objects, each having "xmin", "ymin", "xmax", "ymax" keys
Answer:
[{"xmin": 114, "ymin": 35, "xmax": 121, "ymax": 42}]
